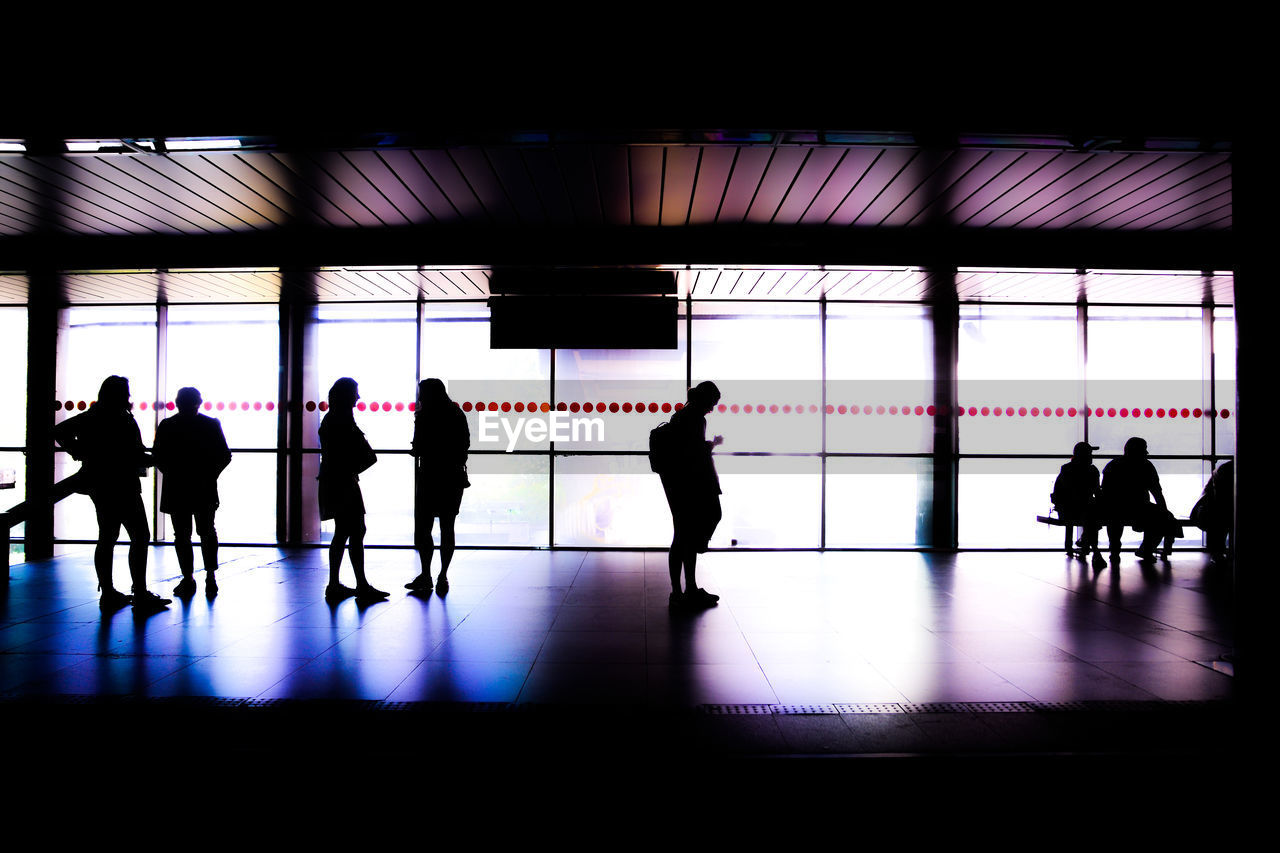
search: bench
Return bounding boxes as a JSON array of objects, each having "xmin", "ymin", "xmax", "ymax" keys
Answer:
[{"xmin": 1036, "ymin": 513, "xmax": 1193, "ymax": 561}]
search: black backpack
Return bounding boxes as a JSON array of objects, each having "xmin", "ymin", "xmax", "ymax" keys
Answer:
[{"xmin": 649, "ymin": 421, "xmax": 675, "ymax": 473}]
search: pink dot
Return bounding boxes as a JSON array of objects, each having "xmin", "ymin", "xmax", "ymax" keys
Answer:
[
  {"xmin": 1015, "ymin": 407, "xmax": 1025, "ymax": 417},
  {"xmin": 1155, "ymin": 408, "xmax": 1165, "ymax": 418},
  {"xmin": 716, "ymin": 404, "xmax": 726, "ymax": 413},
  {"xmin": 927, "ymin": 405, "xmax": 937, "ymax": 416},
  {"xmin": 609, "ymin": 403, "xmax": 620, "ymax": 413},
  {"xmin": 876, "ymin": 406, "xmax": 886, "ymax": 415},
  {"xmin": 303, "ymin": 401, "xmax": 314, "ymax": 412},
  {"xmin": 967, "ymin": 407, "xmax": 977, "ymax": 416},
  {"xmin": 837, "ymin": 405, "xmax": 847, "ymax": 415},
  {"xmin": 254, "ymin": 402, "xmax": 264, "ymax": 411},
  {"xmin": 783, "ymin": 405, "xmax": 793, "ymax": 414},
  {"xmin": 356, "ymin": 402, "xmax": 366, "ymax": 411},
  {"xmin": 769, "ymin": 404, "xmax": 778, "ymax": 414},
  {"xmin": 138, "ymin": 401, "xmax": 148, "ymax": 410},
  {"xmin": 730, "ymin": 404, "xmax": 740, "ymax": 414},
  {"xmin": 1052, "ymin": 407, "xmax": 1062, "ymax": 417},
  {"xmin": 266, "ymin": 401, "xmax": 275, "ymax": 411},
  {"xmin": 808, "ymin": 405, "xmax": 818, "ymax": 413},
  {"xmin": 889, "ymin": 406, "xmax": 899, "ymax": 415},
  {"xmin": 649, "ymin": 403, "xmax": 659, "ymax": 413},
  {"xmin": 1104, "ymin": 408, "xmax": 1114, "ymax": 417},
  {"xmin": 957, "ymin": 407, "xmax": 965, "ymax": 417},
  {"xmin": 662, "ymin": 403, "xmax": 672, "ymax": 413},
  {"xmin": 913, "ymin": 406, "xmax": 924, "ymax": 416},
  {"xmin": 501, "ymin": 402, "xmax": 511, "ymax": 412},
  {"xmin": 462, "ymin": 401, "xmax": 473, "ymax": 412},
  {"xmin": 980, "ymin": 407, "xmax": 989, "ymax": 416},
  {"xmin": 380, "ymin": 402, "xmax": 390, "ymax": 412},
  {"xmin": 1221, "ymin": 409, "xmax": 1230, "ymax": 419},
  {"xmin": 395, "ymin": 402, "xmax": 404, "ymax": 412}
]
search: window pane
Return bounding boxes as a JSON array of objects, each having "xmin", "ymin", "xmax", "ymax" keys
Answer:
[
  {"xmin": 0, "ymin": 307, "xmax": 26, "ymax": 446},
  {"xmin": 462, "ymin": 454, "xmax": 549, "ymax": 548},
  {"xmin": 692, "ymin": 302, "xmax": 821, "ymax": 453},
  {"xmin": 959, "ymin": 305, "xmax": 1082, "ymax": 454},
  {"xmin": 1213, "ymin": 307, "xmax": 1235, "ymax": 458},
  {"xmin": 319, "ymin": 452, "xmax": 415, "ymax": 546},
  {"xmin": 826, "ymin": 457, "xmax": 931, "ymax": 547},
  {"xmin": 315, "ymin": 304, "xmax": 417, "ymax": 451},
  {"xmin": 166, "ymin": 305, "xmax": 279, "ymax": 448},
  {"xmin": 175, "ymin": 451, "xmax": 277, "ymax": 544},
  {"xmin": 1086, "ymin": 307, "xmax": 1206, "ymax": 456},
  {"xmin": 827, "ymin": 303, "xmax": 932, "ymax": 453},
  {"xmin": 711, "ymin": 456, "xmax": 821, "ymax": 548},
  {"xmin": 57, "ymin": 306, "xmax": 158, "ymax": 445},
  {"xmin": 2, "ymin": 450, "xmax": 25, "ymax": 547},
  {"xmin": 554, "ymin": 454, "xmax": 670, "ymax": 546}
]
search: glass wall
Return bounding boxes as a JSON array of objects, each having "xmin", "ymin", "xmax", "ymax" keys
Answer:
[{"xmin": 1, "ymin": 307, "xmax": 26, "ymax": 550}]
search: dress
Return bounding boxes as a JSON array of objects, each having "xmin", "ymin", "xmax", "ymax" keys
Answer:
[
  {"xmin": 153, "ymin": 412, "xmax": 232, "ymax": 514},
  {"xmin": 318, "ymin": 412, "xmax": 376, "ymax": 522},
  {"xmin": 658, "ymin": 405, "xmax": 722, "ymax": 553},
  {"xmin": 413, "ymin": 404, "xmax": 470, "ymax": 520}
]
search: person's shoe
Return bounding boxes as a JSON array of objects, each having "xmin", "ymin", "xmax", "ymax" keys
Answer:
[
  {"xmin": 405, "ymin": 574, "xmax": 433, "ymax": 592},
  {"xmin": 668, "ymin": 591, "xmax": 685, "ymax": 609},
  {"xmin": 173, "ymin": 576, "xmax": 198, "ymax": 597},
  {"xmin": 1135, "ymin": 549, "xmax": 1156, "ymax": 563},
  {"xmin": 686, "ymin": 588, "xmax": 720, "ymax": 608},
  {"xmin": 1091, "ymin": 552, "xmax": 1107, "ymax": 570},
  {"xmin": 325, "ymin": 583, "xmax": 356, "ymax": 603},
  {"xmin": 435, "ymin": 575, "xmax": 450, "ymax": 595},
  {"xmin": 205, "ymin": 575, "xmax": 218, "ymax": 598},
  {"xmin": 132, "ymin": 589, "xmax": 171, "ymax": 611},
  {"xmin": 99, "ymin": 589, "xmax": 133, "ymax": 611},
  {"xmin": 354, "ymin": 584, "xmax": 389, "ymax": 603}
]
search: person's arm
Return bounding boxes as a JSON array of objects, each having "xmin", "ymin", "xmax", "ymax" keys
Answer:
[
  {"xmin": 152, "ymin": 421, "xmax": 170, "ymax": 473},
  {"xmin": 1148, "ymin": 463, "xmax": 1167, "ymax": 511},
  {"xmin": 212, "ymin": 419, "xmax": 232, "ymax": 476},
  {"xmin": 51, "ymin": 414, "xmax": 83, "ymax": 460}
]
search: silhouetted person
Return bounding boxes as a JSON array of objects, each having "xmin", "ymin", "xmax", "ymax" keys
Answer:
[
  {"xmin": 153, "ymin": 387, "xmax": 232, "ymax": 598},
  {"xmin": 1192, "ymin": 459, "xmax": 1233, "ymax": 565},
  {"xmin": 1052, "ymin": 441, "xmax": 1107, "ymax": 569},
  {"xmin": 407, "ymin": 378, "xmax": 469, "ymax": 594},
  {"xmin": 1101, "ymin": 436, "xmax": 1180, "ymax": 563},
  {"xmin": 655, "ymin": 381, "xmax": 723, "ymax": 609},
  {"xmin": 51, "ymin": 375, "xmax": 170, "ymax": 611},
  {"xmin": 318, "ymin": 377, "xmax": 387, "ymax": 603}
]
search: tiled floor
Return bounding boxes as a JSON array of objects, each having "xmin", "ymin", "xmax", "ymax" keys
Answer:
[{"xmin": 1, "ymin": 546, "xmax": 1235, "ymax": 706}]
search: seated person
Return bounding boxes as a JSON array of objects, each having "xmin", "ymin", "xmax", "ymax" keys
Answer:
[
  {"xmin": 1191, "ymin": 459, "xmax": 1233, "ymax": 564},
  {"xmin": 1052, "ymin": 441, "xmax": 1105, "ymax": 567},
  {"xmin": 1101, "ymin": 436, "xmax": 1182, "ymax": 562}
]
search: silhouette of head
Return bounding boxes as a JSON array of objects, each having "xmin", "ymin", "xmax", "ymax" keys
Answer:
[
  {"xmin": 328, "ymin": 377, "xmax": 359, "ymax": 411},
  {"xmin": 689, "ymin": 381, "xmax": 721, "ymax": 414},
  {"xmin": 1072, "ymin": 441, "xmax": 1098, "ymax": 462},
  {"xmin": 96, "ymin": 375, "xmax": 130, "ymax": 412},
  {"xmin": 418, "ymin": 378, "xmax": 450, "ymax": 410},
  {"xmin": 175, "ymin": 387, "xmax": 202, "ymax": 415},
  {"xmin": 1123, "ymin": 436, "xmax": 1148, "ymax": 459}
]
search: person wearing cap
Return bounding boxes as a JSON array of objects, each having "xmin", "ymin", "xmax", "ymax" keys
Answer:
[
  {"xmin": 1101, "ymin": 436, "xmax": 1180, "ymax": 563},
  {"xmin": 1051, "ymin": 441, "xmax": 1106, "ymax": 569}
]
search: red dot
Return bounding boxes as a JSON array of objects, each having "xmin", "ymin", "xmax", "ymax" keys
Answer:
[
  {"xmin": 980, "ymin": 407, "xmax": 990, "ymax": 416},
  {"xmin": 662, "ymin": 403, "xmax": 672, "ymax": 413},
  {"xmin": 717, "ymin": 404, "xmax": 727, "ymax": 413},
  {"xmin": 609, "ymin": 403, "xmax": 620, "ymax": 413},
  {"xmin": 569, "ymin": 402, "xmax": 580, "ymax": 413},
  {"xmin": 501, "ymin": 402, "xmax": 511, "ymax": 412},
  {"xmin": 1029, "ymin": 407, "xmax": 1039, "ymax": 417},
  {"xmin": 836, "ymin": 405, "xmax": 847, "ymax": 414},
  {"xmin": 462, "ymin": 401, "xmax": 473, "ymax": 412},
  {"xmin": 395, "ymin": 402, "xmax": 404, "ymax": 412},
  {"xmin": 1207, "ymin": 408, "xmax": 1217, "ymax": 418},
  {"xmin": 765, "ymin": 405, "xmax": 775, "ymax": 414},
  {"xmin": 1104, "ymin": 408, "xmax": 1114, "ymax": 417},
  {"xmin": 912, "ymin": 406, "xmax": 923, "ymax": 416},
  {"xmin": 254, "ymin": 402, "xmax": 263, "ymax": 411},
  {"xmin": 874, "ymin": 406, "xmax": 884, "ymax": 415},
  {"xmin": 318, "ymin": 401, "xmax": 328, "ymax": 412},
  {"xmin": 1155, "ymin": 408, "xmax": 1165, "ymax": 418},
  {"xmin": 648, "ymin": 403, "xmax": 659, "ymax": 413},
  {"xmin": 356, "ymin": 402, "xmax": 366, "ymax": 411},
  {"xmin": 1180, "ymin": 408, "xmax": 1190, "ymax": 418},
  {"xmin": 783, "ymin": 405, "xmax": 792, "ymax": 414},
  {"xmin": 487, "ymin": 402, "xmax": 498, "ymax": 411},
  {"xmin": 138, "ymin": 401, "xmax": 148, "ymax": 410},
  {"xmin": 538, "ymin": 403, "xmax": 549, "ymax": 413},
  {"xmin": 729, "ymin": 404, "xmax": 739, "ymax": 413},
  {"xmin": 379, "ymin": 402, "xmax": 390, "ymax": 412},
  {"xmin": 956, "ymin": 407, "xmax": 965, "ymax": 417},
  {"xmin": 1221, "ymin": 409, "xmax": 1230, "ymax": 419},
  {"xmin": 407, "ymin": 402, "xmax": 415, "ymax": 412},
  {"xmin": 1143, "ymin": 408, "xmax": 1153, "ymax": 418},
  {"xmin": 304, "ymin": 401, "xmax": 314, "ymax": 412},
  {"xmin": 53, "ymin": 400, "xmax": 63, "ymax": 410},
  {"xmin": 622, "ymin": 402, "xmax": 633, "ymax": 413},
  {"xmin": 63, "ymin": 400, "xmax": 73, "ymax": 410},
  {"xmin": 266, "ymin": 401, "xmax": 275, "ymax": 411},
  {"xmin": 674, "ymin": 402, "xmax": 684, "ymax": 410},
  {"xmin": 555, "ymin": 402, "xmax": 567, "ymax": 411},
  {"xmin": 1193, "ymin": 408, "xmax": 1203, "ymax": 418},
  {"xmin": 77, "ymin": 401, "xmax": 86, "ymax": 410},
  {"xmin": 968, "ymin": 407, "xmax": 977, "ymax": 416}
]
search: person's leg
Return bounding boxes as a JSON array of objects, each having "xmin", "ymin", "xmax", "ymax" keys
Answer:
[
  {"xmin": 172, "ymin": 513, "xmax": 195, "ymax": 579},
  {"xmin": 348, "ymin": 517, "xmax": 385, "ymax": 599},
  {"xmin": 92, "ymin": 495, "xmax": 124, "ymax": 596},
  {"xmin": 122, "ymin": 495, "xmax": 150, "ymax": 593},
  {"xmin": 328, "ymin": 523, "xmax": 349, "ymax": 588},
  {"xmin": 411, "ymin": 512, "xmax": 435, "ymax": 588},
  {"xmin": 195, "ymin": 509, "xmax": 218, "ymax": 573},
  {"xmin": 1106, "ymin": 523, "xmax": 1123, "ymax": 558},
  {"xmin": 438, "ymin": 514, "xmax": 456, "ymax": 579}
]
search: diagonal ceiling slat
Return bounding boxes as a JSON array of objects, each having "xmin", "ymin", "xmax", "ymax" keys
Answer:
[
  {"xmin": 687, "ymin": 147, "xmax": 736, "ymax": 224},
  {"xmin": 483, "ymin": 147, "xmax": 548, "ymax": 225},
  {"xmin": 551, "ymin": 145, "xmax": 604, "ymax": 226},
  {"xmin": 520, "ymin": 147, "xmax": 577, "ymax": 226},
  {"xmin": 255, "ymin": 153, "xmax": 350, "ymax": 227},
  {"xmin": 660, "ymin": 147, "xmax": 700, "ymax": 227},
  {"xmin": 983, "ymin": 152, "xmax": 1128, "ymax": 228},
  {"xmin": 337, "ymin": 151, "xmax": 425, "ymax": 225},
  {"xmin": 187, "ymin": 153, "xmax": 295, "ymax": 225},
  {"xmin": 773, "ymin": 147, "xmax": 847, "ymax": 225},
  {"xmin": 717, "ymin": 147, "xmax": 773, "ymax": 223},
  {"xmin": 830, "ymin": 148, "xmax": 917, "ymax": 226},
  {"xmin": 448, "ymin": 148, "xmax": 519, "ymax": 225},
  {"xmin": 745, "ymin": 147, "xmax": 810, "ymax": 224},
  {"xmin": 100, "ymin": 155, "xmax": 275, "ymax": 231},
  {"xmin": 629, "ymin": 146, "xmax": 664, "ymax": 227}
]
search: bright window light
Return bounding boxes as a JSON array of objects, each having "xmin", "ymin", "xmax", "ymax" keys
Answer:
[
  {"xmin": 165, "ymin": 138, "xmax": 243, "ymax": 151},
  {"xmin": 0, "ymin": 141, "xmax": 25, "ymax": 153}
]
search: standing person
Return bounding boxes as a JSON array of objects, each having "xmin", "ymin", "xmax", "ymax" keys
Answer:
[
  {"xmin": 318, "ymin": 377, "xmax": 387, "ymax": 603},
  {"xmin": 654, "ymin": 381, "xmax": 723, "ymax": 609},
  {"xmin": 1101, "ymin": 436, "xmax": 1179, "ymax": 563},
  {"xmin": 51, "ymin": 375, "xmax": 170, "ymax": 611},
  {"xmin": 1051, "ymin": 441, "xmax": 1106, "ymax": 569},
  {"xmin": 406, "ymin": 378, "xmax": 469, "ymax": 594},
  {"xmin": 153, "ymin": 386, "xmax": 232, "ymax": 598}
]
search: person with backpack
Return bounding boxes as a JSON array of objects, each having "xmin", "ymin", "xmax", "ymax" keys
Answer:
[
  {"xmin": 651, "ymin": 381, "xmax": 723, "ymax": 609},
  {"xmin": 1051, "ymin": 441, "xmax": 1106, "ymax": 569}
]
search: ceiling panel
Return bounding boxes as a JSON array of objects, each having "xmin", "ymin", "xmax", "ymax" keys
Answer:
[
  {"xmin": 0, "ymin": 273, "xmax": 27, "ymax": 303},
  {"xmin": 659, "ymin": 146, "xmax": 700, "ymax": 227}
]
